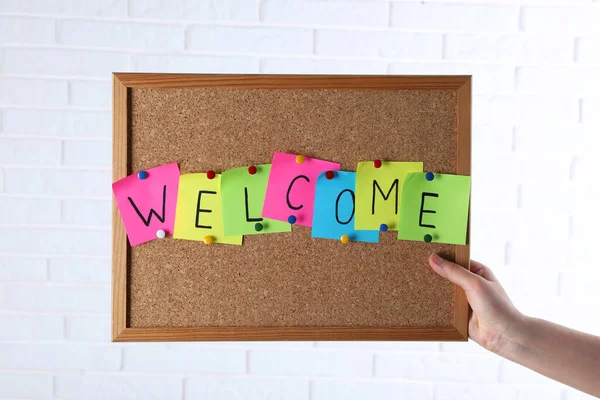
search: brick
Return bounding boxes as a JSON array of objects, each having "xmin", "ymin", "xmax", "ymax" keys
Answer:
[
  {"xmin": 494, "ymin": 267, "xmax": 558, "ymax": 296},
  {"xmin": 499, "ymin": 359, "xmax": 562, "ymax": 385},
  {"xmin": 0, "ymin": 313, "xmax": 64, "ymax": 340},
  {"xmin": 0, "ymin": 227, "xmax": 109, "ymax": 256},
  {"xmin": 519, "ymin": 182, "xmax": 572, "ymax": 213},
  {"xmin": 55, "ymin": 373, "xmax": 182, "ymax": 400},
  {"xmin": 0, "ymin": 196, "xmax": 61, "ymax": 224},
  {"xmin": 313, "ymin": 379, "xmax": 432, "ymax": 400},
  {"xmin": 0, "ymin": 16, "xmax": 55, "ymax": 45},
  {"xmin": 69, "ymin": 81, "xmax": 111, "ymax": 108},
  {"xmin": 263, "ymin": 0, "xmax": 388, "ymax": 27},
  {"xmin": 0, "ymin": 256, "xmax": 47, "ymax": 281},
  {"xmin": 66, "ymin": 315, "xmax": 110, "ymax": 342},
  {"xmin": 316, "ymin": 341, "xmax": 439, "ymax": 352},
  {"xmin": 522, "ymin": 6, "xmax": 600, "ymax": 33},
  {"xmin": 565, "ymin": 388, "xmax": 600, "ymax": 400},
  {"xmin": 517, "ymin": 66, "xmax": 600, "ymax": 95},
  {"xmin": 474, "ymin": 95, "xmax": 579, "ymax": 125},
  {"xmin": 0, "ymin": 137, "xmax": 61, "ymax": 166},
  {"xmin": 560, "ymin": 269, "xmax": 600, "ymax": 297},
  {"xmin": 124, "ymin": 346, "xmax": 245, "ymax": 373},
  {"xmin": 48, "ymin": 257, "xmax": 110, "ymax": 284},
  {"xmin": 62, "ymin": 198, "xmax": 111, "ymax": 227},
  {"xmin": 506, "ymin": 241, "xmax": 568, "ymax": 269},
  {"xmin": 3, "ymin": 283, "xmax": 109, "ymax": 313},
  {"xmin": 187, "ymin": 26, "xmax": 312, "ymax": 55},
  {"xmin": 0, "ymin": 0, "xmax": 127, "ymax": 16},
  {"xmin": 0, "ymin": 78, "xmax": 67, "ymax": 106},
  {"xmin": 567, "ymin": 241, "xmax": 596, "ymax": 267},
  {"xmin": 316, "ymin": 30, "xmax": 442, "ymax": 59},
  {"xmin": 391, "ymin": 3, "xmax": 518, "ymax": 32},
  {"xmin": 375, "ymin": 353, "xmax": 500, "ymax": 382},
  {"xmin": 441, "ymin": 341, "xmax": 489, "ymax": 355},
  {"xmin": 577, "ymin": 37, "xmax": 600, "ymax": 63},
  {"xmin": 131, "ymin": 0, "xmax": 258, "ymax": 21},
  {"xmin": 470, "ymin": 178, "xmax": 517, "ymax": 212},
  {"xmin": 2, "ymin": 109, "xmax": 110, "ymax": 138},
  {"xmin": 0, "ymin": 343, "xmax": 121, "ymax": 371},
  {"xmin": 435, "ymin": 383, "xmax": 561, "ymax": 400},
  {"xmin": 3, "ymin": 48, "xmax": 128, "ymax": 78},
  {"xmin": 580, "ymin": 98, "xmax": 600, "ymax": 124},
  {"xmin": 261, "ymin": 58, "xmax": 386, "ymax": 74},
  {"xmin": 186, "ymin": 376, "xmax": 308, "ymax": 400},
  {"xmin": 446, "ymin": 34, "xmax": 573, "ymax": 62},
  {"xmin": 249, "ymin": 349, "xmax": 372, "ymax": 377},
  {"xmin": 4, "ymin": 169, "xmax": 110, "ymax": 197},
  {"xmin": 59, "ymin": 20, "xmax": 184, "ymax": 50},
  {"xmin": 570, "ymin": 156, "xmax": 599, "ymax": 182},
  {"xmin": 0, "ymin": 372, "xmax": 53, "ymax": 398},
  {"xmin": 514, "ymin": 124, "xmax": 597, "ymax": 154},
  {"xmin": 62, "ymin": 140, "xmax": 111, "ymax": 167},
  {"xmin": 133, "ymin": 54, "xmax": 259, "ymax": 74},
  {"xmin": 389, "ymin": 63, "xmax": 514, "ymax": 94}
]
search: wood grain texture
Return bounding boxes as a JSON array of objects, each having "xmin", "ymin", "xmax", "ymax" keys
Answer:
[{"xmin": 112, "ymin": 74, "xmax": 471, "ymax": 342}]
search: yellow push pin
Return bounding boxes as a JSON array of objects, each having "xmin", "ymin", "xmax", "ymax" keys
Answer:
[
  {"xmin": 340, "ymin": 234, "xmax": 350, "ymax": 244},
  {"xmin": 203, "ymin": 236, "xmax": 213, "ymax": 245},
  {"xmin": 295, "ymin": 154, "xmax": 305, "ymax": 164}
]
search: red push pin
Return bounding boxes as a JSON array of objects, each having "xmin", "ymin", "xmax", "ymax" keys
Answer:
[
  {"xmin": 248, "ymin": 165, "xmax": 257, "ymax": 175},
  {"xmin": 325, "ymin": 171, "xmax": 335, "ymax": 180},
  {"xmin": 374, "ymin": 160, "xmax": 382, "ymax": 169},
  {"xmin": 206, "ymin": 170, "xmax": 216, "ymax": 180}
]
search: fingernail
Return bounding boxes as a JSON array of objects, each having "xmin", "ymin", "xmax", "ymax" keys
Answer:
[{"xmin": 431, "ymin": 254, "xmax": 445, "ymax": 266}]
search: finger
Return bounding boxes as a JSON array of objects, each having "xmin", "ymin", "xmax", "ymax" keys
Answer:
[
  {"xmin": 470, "ymin": 260, "xmax": 498, "ymax": 282},
  {"xmin": 428, "ymin": 253, "xmax": 480, "ymax": 291}
]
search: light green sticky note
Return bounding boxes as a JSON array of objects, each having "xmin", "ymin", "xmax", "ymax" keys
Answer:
[
  {"xmin": 221, "ymin": 164, "xmax": 291, "ymax": 236},
  {"xmin": 173, "ymin": 173, "xmax": 242, "ymax": 245},
  {"xmin": 398, "ymin": 172, "xmax": 471, "ymax": 245},
  {"xmin": 354, "ymin": 161, "xmax": 423, "ymax": 231}
]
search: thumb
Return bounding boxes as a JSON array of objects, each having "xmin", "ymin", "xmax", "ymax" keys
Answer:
[{"xmin": 429, "ymin": 253, "xmax": 477, "ymax": 291}]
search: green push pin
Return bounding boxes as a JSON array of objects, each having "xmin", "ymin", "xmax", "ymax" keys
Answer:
[
  {"xmin": 424, "ymin": 234, "xmax": 433, "ymax": 243},
  {"xmin": 254, "ymin": 222, "xmax": 264, "ymax": 232}
]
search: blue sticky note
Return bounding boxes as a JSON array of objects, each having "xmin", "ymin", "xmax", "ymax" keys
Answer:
[{"xmin": 312, "ymin": 171, "xmax": 379, "ymax": 243}]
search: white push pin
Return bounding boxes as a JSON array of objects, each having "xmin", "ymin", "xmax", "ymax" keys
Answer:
[{"xmin": 156, "ymin": 229, "xmax": 166, "ymax": 239}]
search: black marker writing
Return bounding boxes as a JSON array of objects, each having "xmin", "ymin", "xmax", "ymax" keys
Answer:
[
  {"xmin": 335, "ymin": 189, "xmax": 355, "ymax": 225},
  {"xmin": 244, "ymin": 187, "xmax": 263, "ymax": 223},
  {"xmin": 372, "ymin": 179, "xmax": 399, "ymax": 215},
  {"xmin": 195, "ymin": 190, "xmax": 216, "ymax": 229},
  {"xmin": 128, "ymin": 185, "xmax": 167, "ymax": 227},
  {"xmin": 419, "ymin": 192, "xmax": 439, "ymax": 228},
  {"xmin": 286, "ymin": 175, "xmax": 310, "ymax": 210}
]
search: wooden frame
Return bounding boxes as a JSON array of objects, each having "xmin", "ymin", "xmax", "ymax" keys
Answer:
[{"xmin": 112, "ymin": 74, "xmax": 471, "ymax": 342}]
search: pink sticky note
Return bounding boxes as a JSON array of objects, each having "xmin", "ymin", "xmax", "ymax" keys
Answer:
[
  {"xmin": 112, "ymin": 162, "xmax": 180, "ymax": 246},
  {"xmin": 262, "ymin": 152, "xmax": 341, "ymax": 227}
]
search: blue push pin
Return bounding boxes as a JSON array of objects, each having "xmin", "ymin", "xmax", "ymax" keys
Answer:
[
  {"xmin": 137, "ymin": 170, "xmax": 148, "ymax": 180},
  {"xmin": 425, "ymin": 172, "xmax": 435, "ymax": 181},
  {"xmin": 287, "ymin": 215, "xmax": 297, "ymax": 224},
  {"xmin": 379, "ymin": 223, "xmax": 388, "ymax": 232}
]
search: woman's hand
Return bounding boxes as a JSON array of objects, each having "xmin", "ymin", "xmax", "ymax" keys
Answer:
[{"xmin": 428, "ymin": 254, "xmax": 523, "ymax": 355}]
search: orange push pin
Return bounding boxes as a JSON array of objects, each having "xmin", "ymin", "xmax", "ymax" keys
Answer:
[
  {"xmin": 340, "ymin": 234, "xmax": 350, "ymax": 244},
  {"xmin": 295, "ymin": 154, "xmax": 305, "ymax": 164},
  {"xmin": 203, "ymin": 236, "xmax": 213, "ymax": 245}
]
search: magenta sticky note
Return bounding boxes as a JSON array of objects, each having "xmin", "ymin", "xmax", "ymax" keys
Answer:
[
  {"xmin": 112, "ymin": 162, "xmax": 180, "ymax": 246},
  {"xmin": 262, "ymin": 152, "xmax": 341, "ymax": 227}
]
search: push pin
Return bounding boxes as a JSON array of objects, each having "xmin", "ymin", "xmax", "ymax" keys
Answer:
[
  {"xmin": 340, "ymin": 234, "xmax": 350, "ymax": 244},
  {"xmin": 203, "ymin": 235, "xmax": 213, "ymax": 245},
  {"xmin": 254, "ymin": 222, "xmax": 263, "ymax": 232},
  {"xmin": 206, "ymin": 170, "xmax": 216, "ymax": 180},
  {"xmin": 325, "ymin": 171, "xmax": 335, "ymax": 180},
  {"xmin": 137, "ymin": 171, "xmax": 148, "ymax": 180},
  {"xmin": 373, "ymin": 160, "xmax": 382, "ymax": 169},
  {"xmin": 379, "ymin": 223, "xmax": 388, "ymax": 232},
  {"xmin": 295, "ymin": 155, "xmax": 305, "ymax": 164},
  {"xmin": 248, "ymin": 165, "xmax": 257, "ymax": 175},
  {"xmin": 156, "ymin": 229, "xmax": 166, "ymax": 239},
  {"xmin": 287, "ymin": 215, "xmax": 297, "ymax": 224},
  {"xmin": 425, "ymin": 172, "xmax": 435, "ymax": 181},
  {"xmin": 424, "ymin": 234, "xmax": 433, "ymax": 243}
]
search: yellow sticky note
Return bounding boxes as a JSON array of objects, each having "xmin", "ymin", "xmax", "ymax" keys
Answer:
[
  {"xmin": 173, "ymin": 173, "xmax": 242, "ymax": 245},
  {"xmin": 354, "ymin": 161, "xmax": 423, "ymax": 231}
]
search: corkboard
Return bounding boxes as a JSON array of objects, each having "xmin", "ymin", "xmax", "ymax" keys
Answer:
[{"xmin": 112, "ymin": 74, "xmax": 471, "ymax": 342}]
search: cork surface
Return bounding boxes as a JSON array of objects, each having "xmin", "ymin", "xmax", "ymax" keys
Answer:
[{"xmin": 128, "ymin": 87, "xmax": 458, "ymax": 328}]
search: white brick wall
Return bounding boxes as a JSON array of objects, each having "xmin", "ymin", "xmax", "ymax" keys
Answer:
[{"xmin": 0, "ymin": 1, "xmax": 598, "ymax": 399}]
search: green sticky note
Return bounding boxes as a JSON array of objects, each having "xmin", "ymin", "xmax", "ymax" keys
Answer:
[
  {"xmin": 354, "ymin": 161, "xmax": 423, "ymax": 231},
  {"xmin": 398, "ymin": 173, "xmax": 471, "ymax": 245},
  {"xmin": 221, "ymin": 164, "xmax": 291, "ymax": 236}
]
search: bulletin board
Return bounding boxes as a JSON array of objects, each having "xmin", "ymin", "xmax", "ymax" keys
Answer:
[{"xmin": 112, "ymin": 74, "xmax": 471, "ymax": 342}]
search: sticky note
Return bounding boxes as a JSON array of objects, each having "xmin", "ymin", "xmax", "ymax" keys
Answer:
[
  {"xmin": 112, "ymin": 162, "xmax": 180, "ymax": 247},
  {"xmin": 221, "ymin": 165, "xmax": 291, "ymax": 236},
  {"xmin": 398, "ymin": 173, "xmax": 471, "ymax": 245},
  {"xmin": 354, "ymin": 161, "xmax": 423, "ymax": 231},
  {"xmin": 173, "ymin": 173, "xmax": 242, "ymax": 245},
  {"xmin": 262, "ymin": 152, "xmax": 341, "ymax": 227},
  {"xmin": 312, "ymin": 171, "xmax": 379, "ymax": 243}
]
